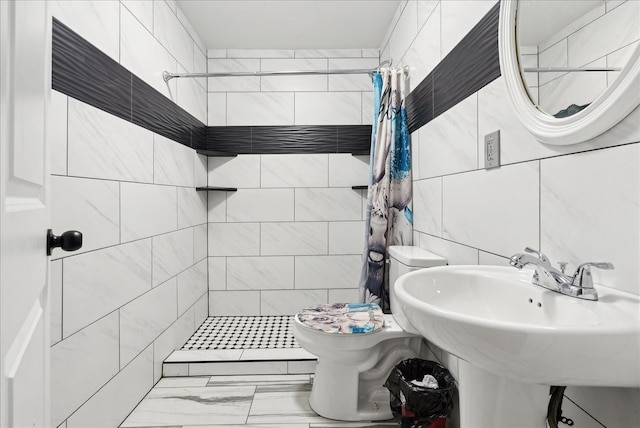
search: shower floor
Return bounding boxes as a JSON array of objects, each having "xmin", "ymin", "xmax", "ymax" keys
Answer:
[{"xmin": 181, "ymin": 315, "xmax": 300, "ymax": 350}]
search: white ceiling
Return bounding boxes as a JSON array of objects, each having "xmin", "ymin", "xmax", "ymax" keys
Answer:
[{"xmin": 176, "ymin": 0, "xmax": 402, "ymax": 50}]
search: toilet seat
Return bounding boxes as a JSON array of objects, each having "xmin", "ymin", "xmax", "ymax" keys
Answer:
[{"xmin": 296, "ymin": 303, "xmax": 385, "ymax": 334}]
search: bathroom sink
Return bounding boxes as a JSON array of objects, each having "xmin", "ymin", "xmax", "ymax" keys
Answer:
[{"xmin": 394, "ymin": 265, "xmax": 640, "ymax": 387}]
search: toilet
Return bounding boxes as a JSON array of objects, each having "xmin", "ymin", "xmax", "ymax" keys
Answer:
[{"xmin": 293, "ymin": 246, "xmax": 447, "ymax": 421}]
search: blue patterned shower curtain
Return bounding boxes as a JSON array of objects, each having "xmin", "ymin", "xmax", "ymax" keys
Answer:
[{"xmin": 358, "ymin": 68, "xmax": 412, "ymax": 312}]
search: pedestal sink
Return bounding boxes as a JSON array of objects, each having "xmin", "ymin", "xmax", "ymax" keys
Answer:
[{"xmin": 394, "ymin": 265, "xmax": 640, "ymax": 427}]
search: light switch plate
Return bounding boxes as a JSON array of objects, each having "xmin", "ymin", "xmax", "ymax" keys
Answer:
[{"xmin": 484, "ymin": 130, "xmax": 500, "ymax": 169}]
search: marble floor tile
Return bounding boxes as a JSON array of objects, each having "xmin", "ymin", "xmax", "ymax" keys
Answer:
[
  {"xmin": 154, "ymin": 376, "xmax": 210, "ymax": 388},
  {"xmin": 247, "ymin": 390, "xmax": 329, "ymax": 424},
  {"xmin": 120, "ymin": 386, "xmax": 255, "ymax": 427},
  {"xmin": 207, "ymin": 374, "xmax": 312, "ymax": 387}
]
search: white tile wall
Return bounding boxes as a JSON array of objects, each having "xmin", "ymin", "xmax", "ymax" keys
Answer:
[
  {"xmin": 66, "ymin": 345, "xmax": 154, "ymax": 428},
  {"xmin": 228, "ymin": 92, "xmax": 295, "ymax": 126},
  {"xmin": 295, "ymin": 188, "xmax": 362, "ymax": 221},
  {"xmin": 50, "ymin": 3, "xmax": 208, "ymax": 427},
  {"xmin": 209, "ymin": 290, "xmax": 261, "ymax": 316},
  {"xmin": 193, "ymin": 224, "xmax": 208, "ymax": 262},
  {"xmin": 177, "ymin": 260, "xmax": 208, "ymax": 315},
  {"xmin": 413, "ymin": 177, "xmax": 442, "ymax": 236},
  {"xmin": 442, "ymin": 162, "xmax": 540, "ymax": 257},
  {"xmin": 403, "ymin": 2, "xmax": 441, "ymax": 86},
  {"xmin": 121, "ymin": 182, "xmax": 178, "ymax": 242},
  {"xmin": 261, "ymin": 289, "xmax": 328, "ymax": 315},
  {"xmin": 153, "ymin": 0, "xmax": 194, "ymax": 72},
  {"xmin": 439, "ymin": 0, "xmax": 497, "ymax": 59},
  {"xmin": 152, "ymin": 228, "xmax": 194, "ymax": 287},
  {"xmin": 50, "ymin": 176, "xmax": 120, "ymax": 256},
  {"xmin": 294, "ymin": 255, "xmax": 361, "ymax": 289},
  {"xmin": 328, "ymin": 221, "xmax": 366, "ymax": 254},
  {"xmin": 208, "ymin": 257, "xmax": 226, "ymax": 291},
  {"xmin": 208, "ymin": 155, "xmax": 261, "ymax": 188},
  {"xmin": 540, "ymin": 144, "xmax": 639, "ymax": 294},
  {"xmin": 328, "ymin": 154, "xmax": 369, "ymax": 187},
  {"xmin": 154, "ymin": 134, "xmax": 196, "ymax": 187},
  {"xmin": 295, "ymin": 92, "xmax": 362, "ymax": 125},
  {"xmin": 227, "ymin": 189, "xmax": 294, "ymax": 222},
  {"xmin": 51, "ymin": 312, "xmax": 120, "ymax": 427},
  {"xmin": 207, "ymin": 151, "xmax": 368, "ymax": 314},
  {"xmin": 261, "ymin": 222, "xmax": 328, "ymax": 256},
  {"xmin": 67, "ymin": 99, "xmax": 154, "ymax": 183},
  {"xmin": 261, "ymin": 154, "xmax": 328, "ymax": 188},
  {"xmin": 178, "ymin": 188, "xmax": 208, "ymax": 228},
  {"xmin": 261, "ymin": 59, "xmax": 328, "ymax": 92},
  {"xmin": 227, "ymin": 257, "xmax": 295, "ymax": 291},
  {"xmin": 63, "ymin": 239, "xmax": 152, "ymax": 337},
  {"xmin": 416, "ymin": 93, "xmax": 478, "ymax": 178},
  {"xmin": 120, "ymin": 278, "xmax": 178, "ymax": 367},
  {"xmin": 121, "ymin": 1, "xmax": 153, "ymax": 32},
  {"xmin": 209, "ymin": 222, "xmax": 260, "ymax": 256},
  {"xmin": 207, "ymin": 49, "xmax": 377, "ymax": 126}
]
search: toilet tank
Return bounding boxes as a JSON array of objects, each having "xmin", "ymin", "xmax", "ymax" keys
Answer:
[{"xmin": 388, "ymin": 246, "xmax": 447, "ymax": 333}]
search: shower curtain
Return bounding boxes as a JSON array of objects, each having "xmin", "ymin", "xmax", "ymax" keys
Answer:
[{"xmin": 358, "ymin": 68, "xmax": 413, "ymax": 312}]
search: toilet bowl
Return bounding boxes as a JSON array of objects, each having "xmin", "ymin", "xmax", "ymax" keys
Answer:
[{"xmin": 292, "ymin": 246, "xmax": 447, "ymax": 421}]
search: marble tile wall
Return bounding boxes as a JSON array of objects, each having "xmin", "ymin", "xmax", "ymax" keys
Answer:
[
  {"xmin": 207, "ymin": 152, "xmax": 367, "ymax": 315},
  {"xmin": 206, "ymin": 49, "xmax": 379, "ymax": 126},
  {"xmin": 49, "ymin": 1, "xmax": 208, "ymax": 427},
  {"xmin": 384, "ymin": 1, "xmax": 640, "ymax": 426},
  {"xmin": 206, "ymin": 48, "xmax": 376, "ymax": 314}
]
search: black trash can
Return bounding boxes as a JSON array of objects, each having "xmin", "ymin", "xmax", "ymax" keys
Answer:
[{"xmin": 384, "ymin": 358, "xmax": 456, "ymax": 428}]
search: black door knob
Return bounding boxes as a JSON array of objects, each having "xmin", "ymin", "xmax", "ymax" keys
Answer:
[{"xmin": 47, "ymin": 229, "xmax": 83, "ymax": 256}]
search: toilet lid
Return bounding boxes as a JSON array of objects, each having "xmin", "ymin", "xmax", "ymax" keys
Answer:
[{"xmin": 297, "ymin": 303, "xmax": 385, "ymax": 334}]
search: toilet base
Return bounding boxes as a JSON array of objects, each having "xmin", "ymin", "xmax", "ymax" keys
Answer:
[{"xmin": 307, "ymin": 336, "xmax": 421, "ymax": 421}]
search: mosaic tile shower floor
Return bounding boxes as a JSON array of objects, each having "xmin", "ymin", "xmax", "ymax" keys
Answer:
[{"xmin": 181, "ymin": 316, "xmax": 300, "ymax": 350}]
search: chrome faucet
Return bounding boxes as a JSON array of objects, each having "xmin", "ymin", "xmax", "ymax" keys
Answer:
[{"xmin": 509, "ymin": 247, "xmax": 614, "ymax": 301}]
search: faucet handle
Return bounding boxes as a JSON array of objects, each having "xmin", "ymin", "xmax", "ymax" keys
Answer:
[
  {"xmin": 571, "ymin": 262, "xmax": 614, "ymax": 288},
  {"xmin": 524, "ymin": 247, "xmax": 550, "ymax": 264}
]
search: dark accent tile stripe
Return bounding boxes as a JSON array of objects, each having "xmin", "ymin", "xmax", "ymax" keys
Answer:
[
  {"xmin": 52, "ymin": 18, "xmax": 206, "ymax": 149},
  {"xmin": 52, "ymin": 17, "xmax": 131, "ymax": 123},
  {"xmin": 206, "ymin": 127, "xmax": 253, "ymax": 154},
  {"xmin": 206, "ymin": 125, "xmax": 371, "ymax": 155},
  {"xmin": 406, "ymin": 74, "xmax": 433, "ymax": 134},
  {"xmin": 406, "ymin": 2, "xmax": 500, "ymax": 133},
  {"xmin": 252, "ymin": 126, "xmax": 338, "ymax": 154},
  {"xmin": 338, "ymin": 125, "xmax": 373, "ymax": 154}
]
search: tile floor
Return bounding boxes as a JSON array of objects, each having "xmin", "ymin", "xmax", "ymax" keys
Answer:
[
  {"xmin": 182, "ymin": 316, "xmax": 298, "ymax": 350},
  {"xmin": 120, "ymin": 374, "xmax": 399, "ymax": 428}
]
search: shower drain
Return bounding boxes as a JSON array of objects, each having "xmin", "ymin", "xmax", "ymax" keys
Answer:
[{"xmin": 181, "ymin": 315, "xmax": 300, "ymax": 350}]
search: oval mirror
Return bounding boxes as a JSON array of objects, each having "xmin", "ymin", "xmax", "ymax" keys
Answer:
[{"xmin": 499, "ymin": 0, "xmax": 640, "ymax": 145}]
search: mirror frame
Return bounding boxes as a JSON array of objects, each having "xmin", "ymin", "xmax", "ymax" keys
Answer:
[{"xmin": 499, "ymin": 1, "xmax": 640, "ymax": 145}]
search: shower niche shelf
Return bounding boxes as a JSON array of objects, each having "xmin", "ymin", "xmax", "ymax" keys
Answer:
[
  {"xmin": 196, "ymin": 187, "xmax": 238, "ymax": 192},
  {"xmin": 196, "ymin": 149, "xmax": 238, "ymax": 157}
]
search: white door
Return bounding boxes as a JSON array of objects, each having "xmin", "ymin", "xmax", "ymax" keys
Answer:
[{"xmin": 1, "ymin": 1, "xmax": 51, "ymax": 426}]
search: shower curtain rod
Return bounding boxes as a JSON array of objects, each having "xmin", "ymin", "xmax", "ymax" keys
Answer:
[{"xmin": 162, "ymin": 60, "xmax": 397, "ymax": 82}]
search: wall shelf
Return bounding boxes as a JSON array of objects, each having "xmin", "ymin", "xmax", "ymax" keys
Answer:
[
  {"xmin": 196, "ymin": 149, "xmax": 238, "ymax": 157},
  {"xmin": 196, "ymin": 186, "xmax": 238, "ymax": 192}
]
